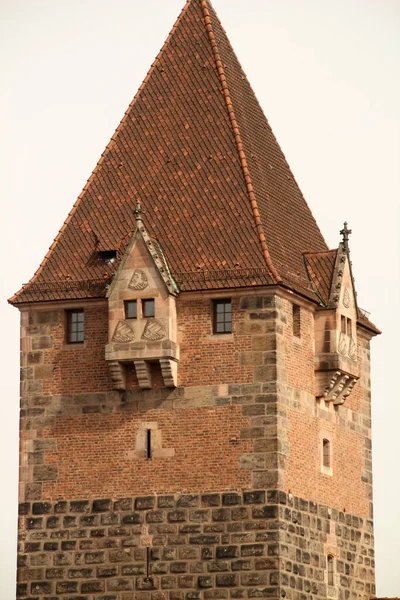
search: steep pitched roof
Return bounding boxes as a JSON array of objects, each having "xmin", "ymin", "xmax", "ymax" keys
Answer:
[
  {"xmin": 303, "ymin": 250, "xmax": 338, "ymax": 305},
  {"xmin": 10, "ymin": 0, "xmax": 328, "ymax": 305}
]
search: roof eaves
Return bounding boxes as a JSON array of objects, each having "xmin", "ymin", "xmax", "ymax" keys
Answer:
[{"xmin": 200, "ymin": 0, "xmax": 281, "ymax": 285}]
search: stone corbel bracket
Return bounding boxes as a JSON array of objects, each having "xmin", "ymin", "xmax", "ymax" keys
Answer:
[
  {"xmin": 317, "ymin": 370, "xmax": 358, "ymax": 405},
  {"xmin": 108, "ymin": 361, "xmax": 127, "ymax": 391},
  {"xmin": 108, "ymin": 358, "xmax": 178, "ymax": 391}
]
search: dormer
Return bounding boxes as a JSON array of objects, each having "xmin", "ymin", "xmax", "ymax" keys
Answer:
[
  {"xmin": 304, "ymin": 224, "xmax": 360, "ymax": 405},
  {"xmin": 105, "ymin": 203, "xmax": 179, "ymax": 390}
]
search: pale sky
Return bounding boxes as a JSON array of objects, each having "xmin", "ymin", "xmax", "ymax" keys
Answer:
[{"xmin": 1, "ymin": 0, "xmax": 399, "ymax": 596}]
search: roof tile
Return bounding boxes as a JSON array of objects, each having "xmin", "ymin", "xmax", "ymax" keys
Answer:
[{"xmin": 11, "ymin": 0, "xmax": 329, "ymax": 304}]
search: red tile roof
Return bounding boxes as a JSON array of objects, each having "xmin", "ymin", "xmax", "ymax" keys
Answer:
[
  {"xmin": 303, "ymin": 250, "xmax": 338, "ymax": 305},
  {"xmin": 10, "ymin": 0, "xmax": 329, "ymax": 305}
]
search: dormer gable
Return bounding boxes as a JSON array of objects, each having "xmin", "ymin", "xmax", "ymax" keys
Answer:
[
  {"xmin": 105, "ymin": 204, "xmax": 179, "ymax": 391},
  {"xmin": 305, "ymin": 224, "xmax": 361, "ymax": 406}
]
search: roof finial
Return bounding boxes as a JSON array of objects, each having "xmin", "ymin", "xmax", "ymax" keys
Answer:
[
  {"xmin": 340, "ymin": 222, "xmax": 352, "ymax": 252},
  {"xmin": 134, "ymin": 200, "xmax": 145, "ymax": 222}
]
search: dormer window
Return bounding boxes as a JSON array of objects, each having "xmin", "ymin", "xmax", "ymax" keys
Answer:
[
  {"xmin": 142, "ymin": 299, "xmax": 155, "ymax": 318},
  {"xmin": 125, "ymin": 300, "xmax": 137, "ymax": 319},
  {"xmin": 99, "ymin": 250, "xmax": 117, "ymax": 265},
  {"xmin": 341, "ymin": 315, "xmax": 352, "ymax": 336}
]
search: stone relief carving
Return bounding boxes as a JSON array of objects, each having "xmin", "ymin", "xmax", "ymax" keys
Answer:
[
  {"xmin": 112, "ymin": 321, "xmax": 136, "ymax": 343},
  {"xmin": 343, "ymin": 287, "xmax": 351, "ymax": 308},
  {"xmin": 142, "ymin": 319, "xmax": 166, "ymax": 341},
  {"xmin": 129, "ymin": 269, "xmax": 148, "ymax": 291},
  {"xmin": 338, "ymin": 332, "xmax": 347, "ymax": 356},
  {"xmin": 322, "ymin": 370, "xmax": 358, "ymax": 405},
  {"xmin": 349, "ymin": 339, "xmax": 357, "ymax": 361}
]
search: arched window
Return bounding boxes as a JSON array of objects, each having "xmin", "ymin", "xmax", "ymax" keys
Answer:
[
  {"xmin": 323, "ymin": 439, "xmax": 331, "ymax": 468},
  {"xmin": 327, "ymin": 555, "xmax": 334, "ymax": 585}
]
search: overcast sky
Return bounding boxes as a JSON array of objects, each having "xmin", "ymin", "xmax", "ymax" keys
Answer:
[{"xmin": 1, "ymin": 0, "xmax": 399, "ymax": 596}]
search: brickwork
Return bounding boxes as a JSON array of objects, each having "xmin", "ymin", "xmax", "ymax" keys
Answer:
[
  {"xmin": 17, "ymin": 490, "xmax": 375, "ymax": 600},
  {"xmin": 17, "ymin": 291, "xmax": 377, "ymax": 598},
  {"xmin": 177, "ymin": 297, "xmax": 253, "ymax": 388},
  {"xmin": 271, "ymin": 297, "xmax": 374, "ymax": 519}
]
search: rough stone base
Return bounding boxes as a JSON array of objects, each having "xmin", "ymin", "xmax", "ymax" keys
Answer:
[{"xmin": 17, "ymin": 491, "xmax": 374, "ymax": 600}]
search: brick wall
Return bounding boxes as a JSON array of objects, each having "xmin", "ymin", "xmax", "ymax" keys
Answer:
[
  {"xmin": 17, "ymin": 291, "xmax": 376, "ymax": 597},
  {"xmin": 272, "ymin": 297, "xmax": 374, "ymax": 519}
]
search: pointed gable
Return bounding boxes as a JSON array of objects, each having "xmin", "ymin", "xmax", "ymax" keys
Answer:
[{"xmin": 10, "ymin": 0, "xmax": 329, "ymax": 305}]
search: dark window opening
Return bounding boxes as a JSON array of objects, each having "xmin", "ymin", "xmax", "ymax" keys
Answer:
[
  {"xmin": 327, "ymin": 555, "xmax": 334, "ymax": 585},
  {"xmin": 323, "ymin": 439, "xmax": 331, "ymax": 468},
  {"xmin": 146, "ymin": 429, "xmax": 152, "ymax": 460},
  {"xmin": 347, "ymin": 318, "xmax": 352, "ymax": 338},
  {"xmin": 125, "ymin": 300, "xmax": 137, "ymax": 319},
  {"xmin": 292, "ymin": 304, "xmax": 301, "ymax": 338},
  {"xmin": 66, "ymin": 310, "xmax": 84, "ymax": 344},
  {"xmin": 213, "ymin": 299, "xmax": 232, "ymax": 334},
  {"xmin": 142, "ymin": 299, "xmax": 155, "ymax": 318},
  {"xmin": 99, "ymin": 250, "xmax": 117, "ymax": 264},
  {"xmin": 341, "ymin": 315, "xmax": 346, "ymax": 333}
]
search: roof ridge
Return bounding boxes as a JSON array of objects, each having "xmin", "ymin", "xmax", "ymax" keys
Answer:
[
  {"xmin": 9, "ymin": 0, "xmax": 193, "ymax": 304},
  {"xmin": 200, "ymin": 0, "xmax": 281, "ymax": 284}
]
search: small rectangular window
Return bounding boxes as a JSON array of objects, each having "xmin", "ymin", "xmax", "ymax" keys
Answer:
[
  {"xmin": 125, "ymin": 300, "xmax": 137, "ymax": 319},
  {"xmin": 213, "ymin": 300, "xmax": 232, "ymax": 334},
  {"xmin": 142, "ymin": 299, "xmax": 155, "ymax": 318},
  {"xmin": 347, "ymin": 318, "xmax": 352, "ymax": 338},
  {"xmin": 292, "ymin": 305, "xmax": 301, "ymax": 338},
  {"xmin": 327, "ymin": 555, "xmax": 335, "ymax": 585},
  {"xmin": 146, "ymin": 429, "xmax": 152, "ymax": 460},
  {"xmin": 341, "ymin": 315, "xmax": 346, "ymax": 333},
  {"xmin": 66, "ymin": 310, "xmax": 84, "ymax": 344}
]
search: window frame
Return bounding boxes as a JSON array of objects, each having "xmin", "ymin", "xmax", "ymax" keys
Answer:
[
  {"xmin": 124, "ymin": 300, "xmax": 138, "ymax": 320},
  {"xmin": 66, "ymin": 309, "xmax": 85, "ymax": 344},
  {"xmin": 142, "ymin": 298, "xmax": 155, "ymax": 319},
  {"xmin": 212, "ymin": 299, "xmax": 232, "ymax": 335}
]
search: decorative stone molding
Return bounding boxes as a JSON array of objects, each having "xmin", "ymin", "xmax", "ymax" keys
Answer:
[
  {"xmin": 319, "ymin": 370, "xmax": 358, "ymax": 405},
  {"xmin": 108, "ymin": 360, "xmax": 127, "ymax": 391},
  {"xmin": 349, "ymin": 339, "xmax": 357, "ymax": 361},
  {"xmin": 160, "ymin": 358, "xmax": 178, "ymax": 388},
  {"xmin": 129, "ymin": 269, "xmax": 148, "ymax": 290},
  {"xmin": 134, "ymin": 360, "xmax": 152, "ymax": 389},
  {"xmin": 112, "ymin": 321, "xmax": 136, "ymax": 343},
  {"xmin": 343, "ymin": 287, "xmax": 351, "ymax": 308},
  {"xmin": 142, "ymin": 318, "xmax": 166, "ymax": 341}
]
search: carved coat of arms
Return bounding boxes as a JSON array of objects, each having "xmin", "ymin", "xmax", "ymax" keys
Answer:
[
  {"xmin": 112, "ymin": 321, "xmax": 136, "ymax": 343},
  {"xmin": 343, "ymin": 287, "xmax": 351, "ymax": 308},
  {"xmin": 142, "ymin": 319, "xmax": 166, "ymax": 341},
  {"xmin": 129, "ymin": 269, "xmax": 148, "ymax": 290}
]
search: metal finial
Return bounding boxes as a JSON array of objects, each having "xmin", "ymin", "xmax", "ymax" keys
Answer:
[
  {"xmin": 340, "ymin": 222, "xmax": 352, "ymax": 251},
  {"xmin": 134, "ymin": 200, "xmax": 145, "ymax": 221}
]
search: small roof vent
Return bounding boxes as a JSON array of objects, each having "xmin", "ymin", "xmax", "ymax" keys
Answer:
[{"xmin": 99, "ymin": 250, "xmax": 117, "ymax": 265}]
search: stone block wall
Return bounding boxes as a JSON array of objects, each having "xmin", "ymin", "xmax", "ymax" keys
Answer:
[
  {"xmin": 17, "ymin": 291, "xmax": 376, "ymax": 597},
  {"xmin": 17, "ymin": 490, "xmax": 375, "ymax": 600}
]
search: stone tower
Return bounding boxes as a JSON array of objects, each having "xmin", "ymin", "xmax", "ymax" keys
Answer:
[{"xmin": 10, "ymin": 1, "xmax": 380, "ymax": 599}]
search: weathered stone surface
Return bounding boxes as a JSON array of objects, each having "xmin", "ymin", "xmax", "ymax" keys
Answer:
[{"xmin": 17, "ymin": 491, "xmax": 375, "ymax": 599}]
